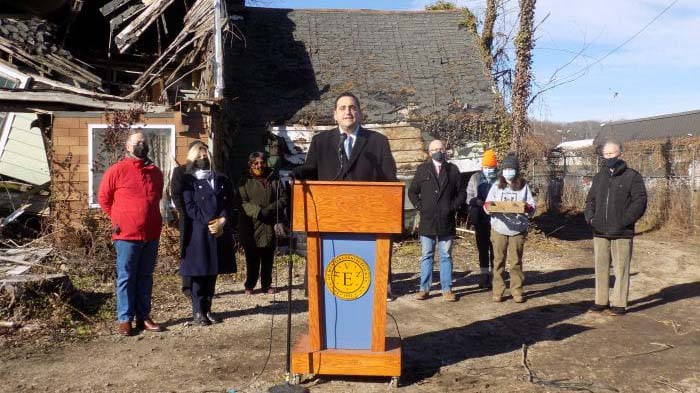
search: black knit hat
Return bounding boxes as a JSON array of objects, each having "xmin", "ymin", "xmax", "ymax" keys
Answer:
[{"xmin": 501, "ymin": 152, "xmax": 520, "ymax": 170}]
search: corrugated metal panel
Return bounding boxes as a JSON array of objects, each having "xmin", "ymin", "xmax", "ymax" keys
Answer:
[
  {"xmin": 0, "ymin": 113, "xmax": 50, "ymax": 185},
  {"xmin": 596, "ymin": 109, "xmax": 700, "ymax": 145}
]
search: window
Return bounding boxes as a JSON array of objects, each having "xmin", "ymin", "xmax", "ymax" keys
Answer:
[
  {"xmin": 0, "ymin": 64, "xmax": 31, "ymax": 158},
  {"xmin": 88, "ymin": 124, "xmax": 175, "ymax": 210}
]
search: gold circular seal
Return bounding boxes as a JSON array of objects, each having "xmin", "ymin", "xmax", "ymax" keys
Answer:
[{"xmin": 324, "ymin": 254, "xmax": 371, "ymax": 301}]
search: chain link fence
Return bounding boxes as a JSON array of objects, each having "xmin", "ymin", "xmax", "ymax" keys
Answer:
[{"xmin": 527, "ymin": 141, "xmax": 700, "ymax": 234}]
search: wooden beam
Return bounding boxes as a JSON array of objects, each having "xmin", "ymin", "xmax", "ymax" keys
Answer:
[
  {"xmin": 0, "ymin": 89, "xmax": 171, "ymax": 112},
  {"xmin": 114, "ymin": 0, "xmax": 176, "ymax": 53}
]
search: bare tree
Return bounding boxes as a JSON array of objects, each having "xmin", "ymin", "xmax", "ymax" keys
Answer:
[
  {"xmin": 481, "ymin": 0, "xmax": 498, "ymax": 73},
  {"xmin": 510, "ymin": 0, "xmax": 536, "ymax": 153}
]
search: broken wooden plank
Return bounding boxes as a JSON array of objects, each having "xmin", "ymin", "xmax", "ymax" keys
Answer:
[
  {"xmin": 100, "ymin": 0, "xmax": 133, "ymax": 17},
  {"xmin": 0, "ymin": 273, "xmax": 70, "ymax": 290},
  {"xmin": 110, "ymin": 4, "xmax": 146, "ymax": 31},
  {"xmin": 114, "ymin": 0, "xmax": 176, "ymax": 53},
  {"xmin": 0, "ymin": 89, "xmax": 171, "ymax": 112}
]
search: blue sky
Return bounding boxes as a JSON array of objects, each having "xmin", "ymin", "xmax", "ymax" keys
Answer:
[{"xmin": 258, "ymin": 0, "xmax": 700, "ymax": 123}]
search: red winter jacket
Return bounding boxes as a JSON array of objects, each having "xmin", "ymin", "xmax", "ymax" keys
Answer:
[{"xmin": 98, "ymin": 157, "xmax": 164, "ymax": 241}]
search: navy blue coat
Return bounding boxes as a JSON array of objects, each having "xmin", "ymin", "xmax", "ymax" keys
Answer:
[{"xmin": 180, "ymin": 171, "xmax": 237, "ymax": 276}]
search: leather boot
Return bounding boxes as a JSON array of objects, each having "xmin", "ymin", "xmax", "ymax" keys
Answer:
[
  {"xmin": 203, "ymin": 297, "xmax": 221, "ymax": 324},
  {"xmin": 136, "ymin": 318, "xmax": 164, "ymax": 332},
  {"xmin": 118, "ymin": 321, "xmax": 133, "ymax": 336}
]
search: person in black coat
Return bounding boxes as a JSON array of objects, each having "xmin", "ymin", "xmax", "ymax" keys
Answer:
[
  {"xmin": 181, "ymin": 143, "xmax": 237, "ymax": 325},
  {"xmin": 584, "ymin": 140, "xmax": 647, "ymax": 316},
  {"xmin": 170, "ymin": 141, "xmax": 208, "ymax": 298},
  {"xmin": 408, "ymin": 140, "xmax": 467, "ymax": 302}
]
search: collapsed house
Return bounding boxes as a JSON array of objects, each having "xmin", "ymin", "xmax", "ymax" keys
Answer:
[{"xmin": 0, "ymin": 0, "xmax": 497, "ymax": 234}]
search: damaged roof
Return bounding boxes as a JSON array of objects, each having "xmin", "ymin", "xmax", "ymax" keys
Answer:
[
  {"xmin": 224, "ymin": 8, "xmax": 496, "ymax": 126},
  {"xmin": 0, "ymin": 17, "xmax": 103, "ymax": 91}
]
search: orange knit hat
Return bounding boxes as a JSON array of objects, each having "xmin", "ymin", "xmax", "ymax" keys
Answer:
[{"xmin": 482, "ymin": 149, "xmax": 498, "ymax": 167}]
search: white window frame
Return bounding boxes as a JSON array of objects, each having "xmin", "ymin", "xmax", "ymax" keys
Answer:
[
  {"xmin": 87, "ymin": 123, "xmax": 176, "ymax": 208},
  {"xmin": 0, "ymin": 64, "xmax": 32, "ymax": 159}
]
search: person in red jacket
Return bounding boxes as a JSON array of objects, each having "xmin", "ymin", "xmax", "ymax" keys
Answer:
[{"xmin": 98, "ymin": 129, "xmax": 165, "ymax": 336}]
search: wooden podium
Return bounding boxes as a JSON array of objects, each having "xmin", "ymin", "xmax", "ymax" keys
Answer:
[{"xmin": 290, "ymin": 181, "xmax": 404, "ymax": 383}]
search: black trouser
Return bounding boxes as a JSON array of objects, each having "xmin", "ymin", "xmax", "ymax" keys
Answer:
[
  {"xmin": 190, "ymin": 275, "xmax": 217, "ymax": 315},
  {"xmin": 475, "ymin": 223, "xmax": 494, "ymax": 271},
  {"xmin": 244, "ymin": 245, "xmax": 275, "ymax": 290},
  {"xmin": 178, "ymin": 211, "xmax": 193, "ymax": 294}
]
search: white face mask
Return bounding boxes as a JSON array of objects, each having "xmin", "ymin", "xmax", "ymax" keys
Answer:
[
  {"xmin": 503, "ymin": 169, "xmax": 516, "ymax": 181},
  {"xmin": 483, "ymin": 168, "xmax": 497, "ymax": 179}
]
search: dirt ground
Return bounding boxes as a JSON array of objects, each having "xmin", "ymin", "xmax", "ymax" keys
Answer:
[{"xmin": 1, "ymin": 217, "xmax": 699, "ymax": 393}]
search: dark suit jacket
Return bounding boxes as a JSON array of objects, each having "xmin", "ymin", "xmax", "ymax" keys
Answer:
[
  {"xmin": 408, "ymin": 160, "xmax": 466, "ymax": 237},
  {"xmin": 294, "ymin": 127, "xmax": 397, "ymax": 181}
]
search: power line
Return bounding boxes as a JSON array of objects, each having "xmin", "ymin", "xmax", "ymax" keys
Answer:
[{"xmin": 559, "ymin": 0, "xmax": 679, "ymax": 81}]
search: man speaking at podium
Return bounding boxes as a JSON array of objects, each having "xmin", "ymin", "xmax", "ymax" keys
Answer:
[
  {"xmin": 293, "ymin": 92, "xmax": 397, "ymax": 182},
  {"xmin": 293, "ymin": 92, "xmax": 399, "ymax": 300}
]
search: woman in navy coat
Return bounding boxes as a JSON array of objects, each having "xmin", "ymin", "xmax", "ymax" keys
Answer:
[{"xmin": 181, "ymin": 144, "xmax": 236, "ymax": 325}]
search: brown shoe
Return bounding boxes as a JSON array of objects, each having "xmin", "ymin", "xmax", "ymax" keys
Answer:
[
  {"xmin": 415, "ymin": 291, "xmax": 428, "ymax": 300},
  {"xmin": 492, "ymin": 295, "xmax": 504, "ymax": 303},
  {"xmin": 136, "ymin": 318, "xmax": 164, "ymax": 332},
  {"xmin": 442, "ymin": 291, "xmax": 457, "ymax": 302},
  {"xmin": 513, "ymin": 294, "xmax": 525, "ymax": 303},
  {"xmin": 118, "ymin": 321, "xmax": 133, "ymax": 336}
]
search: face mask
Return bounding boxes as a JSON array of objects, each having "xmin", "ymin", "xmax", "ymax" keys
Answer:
[
  {"xmin": 503, "ymin": 168, "xmax": 516, "ymax": 181},
  {"xmin": 431, "ymin": 151, "xmax": 446, "ymax": 162},
  {"xmin": 605, "ymin": 157, "xmax": 620, "ymax": 168},
  {"xmin": 132, "ymin": 143, "xmax": 149, "ymax": 159},
  {"xmin": 194, "ymin": 157, "xmax": 210, "ymax": 170},
  {"xmin": 483, "ymin": 168, "xmax": 497, "ymax": 179}
]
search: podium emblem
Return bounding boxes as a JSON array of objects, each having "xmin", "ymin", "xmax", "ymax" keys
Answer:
[{"xmin": 324, "ymin": 254, "xmax": 371, "ymax": 301}]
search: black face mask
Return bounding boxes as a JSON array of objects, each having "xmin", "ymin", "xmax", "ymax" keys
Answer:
[
  {"xmin": 132, "ymin": 143, "xmax": 149, "ymax": 159},
  {"xmin": 431, "ymin": 151, "xmax": 446, "ymax": 162},
  {"xmin": 605, "ymin": 157, "xmax": 620, "ymax": 168},
  {"xmin": 194, "ymin": 157, "xmax": 210, "ymax": 170}
]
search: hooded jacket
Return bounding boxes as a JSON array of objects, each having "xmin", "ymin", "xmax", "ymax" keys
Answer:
[{"xmin": 584, "ymin": 160, "xmax": 647, "ymax": 239}]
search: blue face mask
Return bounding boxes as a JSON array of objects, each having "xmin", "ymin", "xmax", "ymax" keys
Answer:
[
  {"xmin": 483, "ymin": 168, "xmax": 497, "ymax": 179},
  {"xmin": 503, "ymin": 169, "xmax": 516, "ymax": 181}
]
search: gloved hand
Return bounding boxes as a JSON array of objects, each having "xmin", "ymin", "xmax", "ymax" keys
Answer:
[
  {"xmin": 274, "ymin": 223, "xmax": 289, "ymax": 238},
  {"xmin": 208, "ymin": 217, "xmax": 226, "ymax": 237},
  {"xmin": 525, "ymin": 203, "xmax": 535, "ymax": 215}
]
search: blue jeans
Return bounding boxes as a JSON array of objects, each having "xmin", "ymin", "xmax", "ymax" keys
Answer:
[
  {"xmin": 419, "ymin": 235, "xmax": 454, "ymax": 292},
  {"xmin": 114, "ymin": 240, "xmax": 159, "ymax": 322}
]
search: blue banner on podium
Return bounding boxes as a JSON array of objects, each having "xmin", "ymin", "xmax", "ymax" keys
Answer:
[{"xmin": 321, "ymin": 234, "xmax": 376, "ymax": 349}]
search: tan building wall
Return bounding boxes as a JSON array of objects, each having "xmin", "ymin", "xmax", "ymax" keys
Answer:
[{"xmin": 51, "ymin": 111, "xmax": 208, "ymax": 228}]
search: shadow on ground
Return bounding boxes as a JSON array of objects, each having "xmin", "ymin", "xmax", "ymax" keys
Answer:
[
  {"xmin": 402, "ymin": 300, "xmax": 592, "ymax": 385},
  {"xmin": 402, "ymin": 278, "xmax": 700, "ymax": 386}
]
